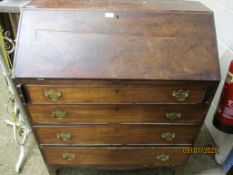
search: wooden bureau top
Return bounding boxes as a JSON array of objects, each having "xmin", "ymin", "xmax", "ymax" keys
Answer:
[
  {"xmin": 27, "ymin": 0, "xmax": 211, "ymax": 13},
  {"xmin": 13, "ymin": 0, "xmax": 220, "ymax": 81}
]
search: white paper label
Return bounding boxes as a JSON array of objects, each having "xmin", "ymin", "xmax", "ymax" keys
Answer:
[{"xmin": 105, "ymin": 12, "xmax": 115, "ymax": 18}]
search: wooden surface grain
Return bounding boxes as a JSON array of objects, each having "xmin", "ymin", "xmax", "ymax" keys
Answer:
[
  {"xmin": 13, "ymin": 7, "xmax": 220, "ymax": 80},
  {"xmin": 28, "ymin": 104, "xmax": 206, "ymax": 125},
  {"xmin": 13, "ymin": 0, "xmax": 220, "ymax": 171},
  {"xmin": 35, "ymin": 125, "xmax": 198, "ymax": 145},
  {"xmin": 28, "ymin": 0, "xmax": 211, "ymax": 13},
  {"xmin": 42, "ymin": 146, "xmax": 189, "ymax": 166},
  {"xmin": 25, "ymin": 84, "xmax": 206, "ymax": 104}
]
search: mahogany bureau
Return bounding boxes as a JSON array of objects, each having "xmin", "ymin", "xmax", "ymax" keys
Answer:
[{"xmin": 13, "ymin": 0, "xmax": 220, "ymax": 174}]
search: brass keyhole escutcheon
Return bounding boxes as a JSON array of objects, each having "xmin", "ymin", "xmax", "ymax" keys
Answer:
[
  {"xmin": 161, "ymin": 132, "xmax": 176, "ymax": 141},
  {"xmin": 165, "ymin": 112, "xmax": 182, "ymax": 121},
  {"xmin": 57, "ymin": 132, "xmax": 71, "ymax": 141},
  {"xmin": 52, "ymin": 111, "xmax": 67, "ymax": 120},
  {"xmin": 63, "ymin": 153, "xmax": 77, "ymax": 161},
  {"xmin": 172, "ymin": 90, "xmax": 189, "ymax": 102},
  {"xmin": 156, "ymin": 154, "xmax": 170, "ymax": 161},
  {"xmin": 44, "ymin": 89, "xmax": 62, "ymax": 101}
]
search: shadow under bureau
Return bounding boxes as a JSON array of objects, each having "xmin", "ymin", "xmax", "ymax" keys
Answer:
[{"xmin": 13, "ymin": 0, "xmax": 220, "ymax": 174}]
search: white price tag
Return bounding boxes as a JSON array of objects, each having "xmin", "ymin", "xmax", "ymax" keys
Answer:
[{"xmin": 105, "ymin": 12, "xmax": 115, "ymax": 18}]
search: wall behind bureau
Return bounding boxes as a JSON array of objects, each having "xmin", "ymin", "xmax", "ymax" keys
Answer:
[{"xmin": 189, "ymin": 0, "xmax": 233, "ymax": 163}]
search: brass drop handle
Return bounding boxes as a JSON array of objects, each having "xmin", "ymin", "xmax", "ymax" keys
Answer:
[
  {"xmin": 165, "ymin": 112, "xmax": 182, "ymax": 121},
  {"xmin": 161, "ymin": 132, "xmax": 176, "ymax": 141},
  {"xmin": 172, "ymin": 90, "xmax": 189, "ymax": 102},
  {"xmin": 57, "ymin": 132, "xmax": 71, "ymax": 141},
  {"xmin": 44, "ymin": 89, "xmax": 62, "ymax": 101},
  {"xmin": 156, "ymin": 154, "xmax": 170, "ymax": 161},
  {"xmin": 52, "ymin": 111, "xmax": 67, "ymax": 120},
  {"xmin": 63, "ymin": 153, "xmax": 77, "ymax": 160}
]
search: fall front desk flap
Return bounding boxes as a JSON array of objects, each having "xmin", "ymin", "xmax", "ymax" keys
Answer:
[{"xmin": 13, "ymin": 0, "xmax": 220, "ymax": 81}]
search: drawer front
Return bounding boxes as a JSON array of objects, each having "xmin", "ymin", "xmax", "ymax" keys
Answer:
[
  {"xmin": 28, "ymin": 104, "xmax": 206, "ymax": 125},
  {"xmin": 26, "ymin": 85, "xmax": 206, "ymax": 104},
  {"xmin": 35, "ymin": 125, "xmax": 198, "ymax": 145},
  {"xmin": 43, "ymin": 146, "xmax": 189, "ymax": 166}
]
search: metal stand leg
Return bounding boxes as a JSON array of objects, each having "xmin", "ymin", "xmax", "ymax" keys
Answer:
[
  {"xmin": 5, "ymin": 118, "xmax": 31, "ymax": 173},
  {"xmin": 1, "ymin": 25, "xmax": 31, "ymax": 174},
  {"xmin": 16, "ymin": 146, "xmax": 25, "ymax": 173}
]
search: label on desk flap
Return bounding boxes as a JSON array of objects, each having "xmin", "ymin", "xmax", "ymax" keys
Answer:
[{"xmin": 105, "ymin": 12, "xmax": 115, "ymax": 18}]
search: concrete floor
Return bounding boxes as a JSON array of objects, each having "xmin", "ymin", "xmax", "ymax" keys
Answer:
[{"xmin": 0, "ymin": 69, "xmax": 225, "ymax": 175}]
